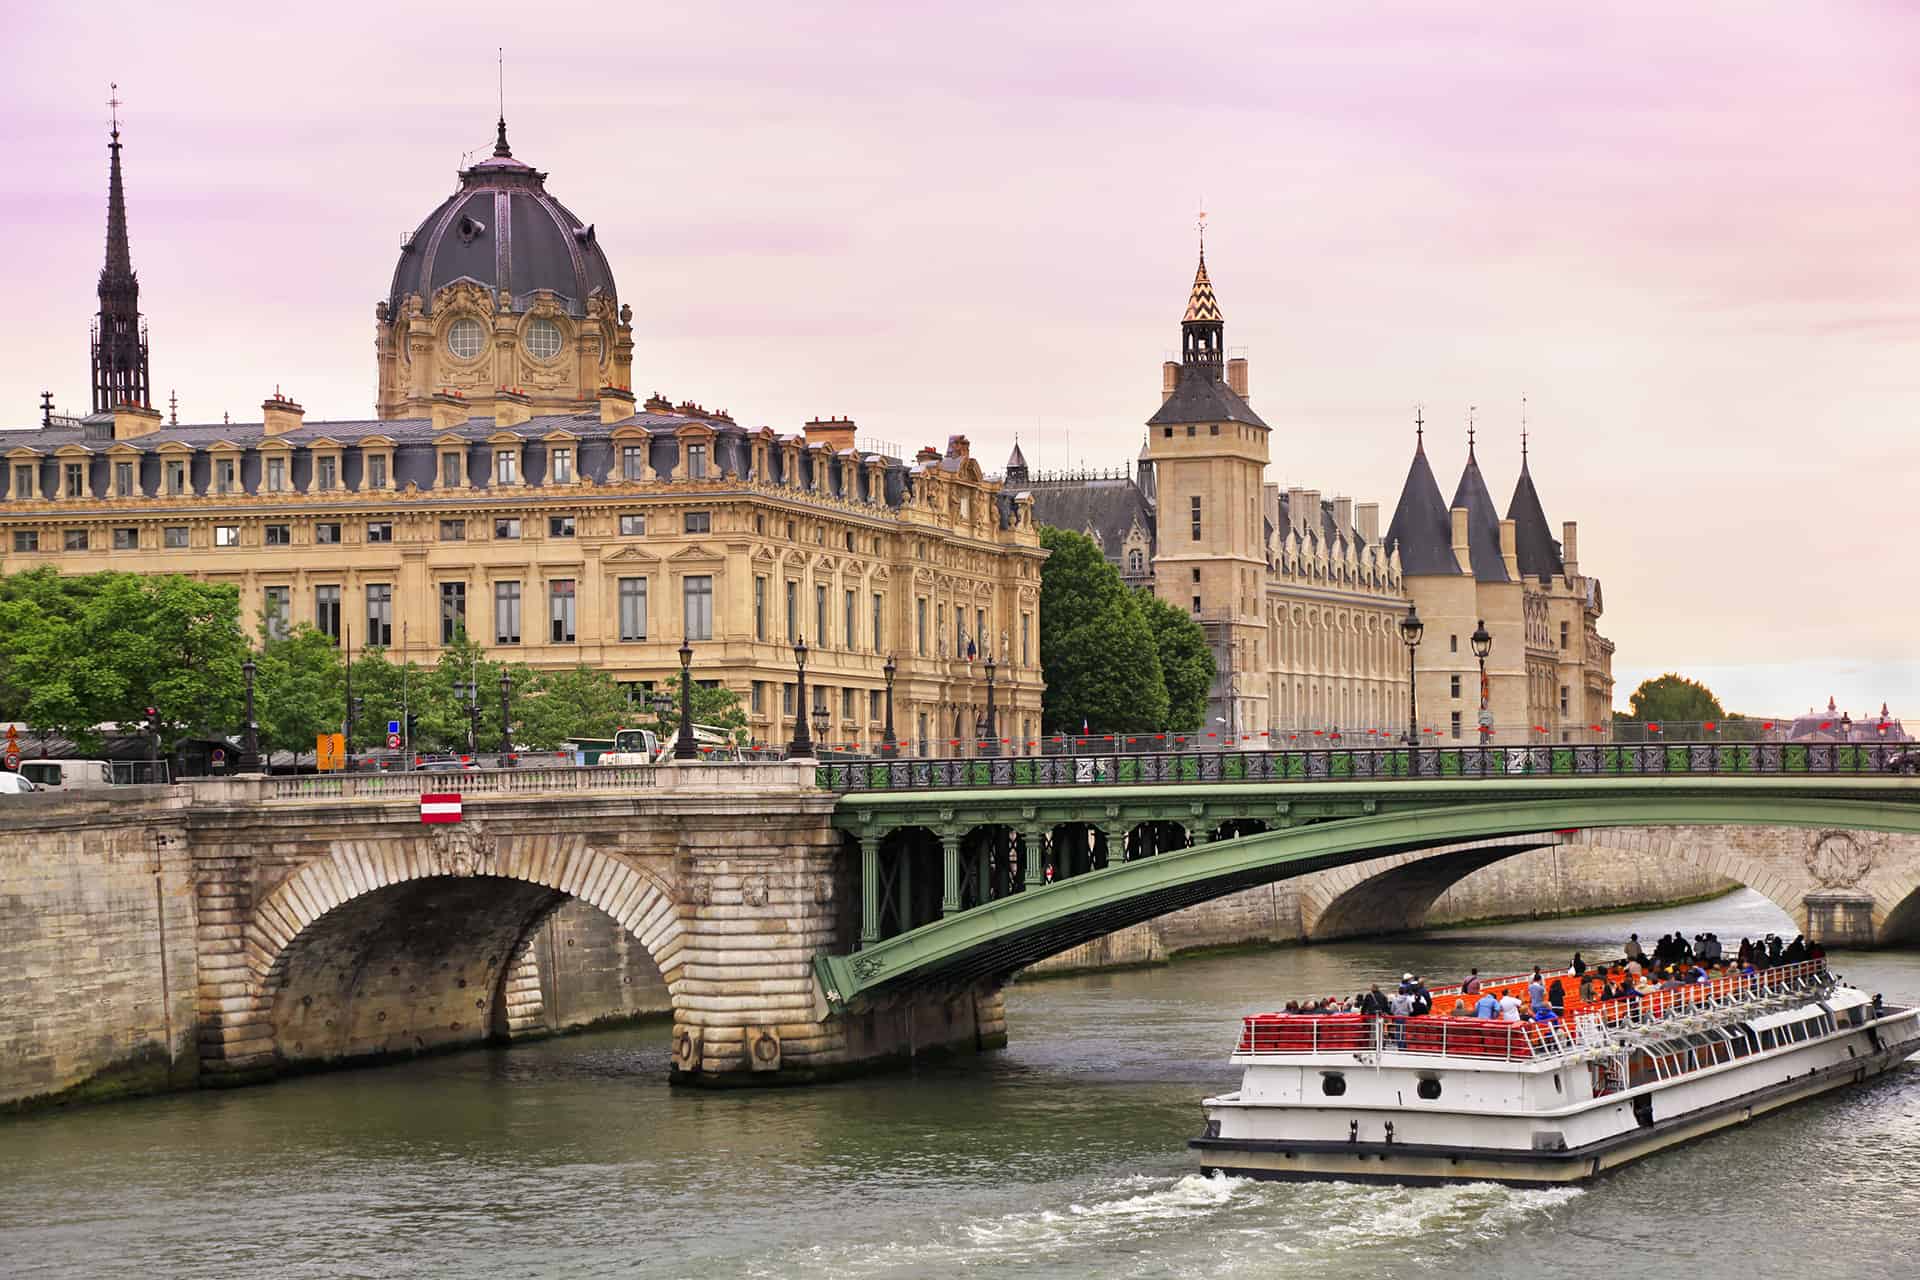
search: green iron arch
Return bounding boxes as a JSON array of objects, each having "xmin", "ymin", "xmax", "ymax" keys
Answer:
[{"xmin": 815, "ymin": 776, "xmax": 1920, "ymax": 1011}]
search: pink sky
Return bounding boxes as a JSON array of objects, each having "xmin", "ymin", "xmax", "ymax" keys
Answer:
[{"xmin": 4, "ymin": 1, "xmax": 1917, "ymax": 718}]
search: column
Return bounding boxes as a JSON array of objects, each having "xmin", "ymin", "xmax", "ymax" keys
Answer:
[
  {"xmin": 1023, "ymin": 827, "xmax": 1047, "ymax": 890},
  {"xmin": 859, "ymin": 834, "xmax": 881, "ymax": 948},
  {"xmin": 977, "ymin": 834, "xmax": 993, "ymax": 902},
  {"xmin": 896, "ymin": 843, "xmax": 913, "ymax": 931},
  {"xmin": 940, "ymin": 831, "xmax": 962, "ymax": 916}
]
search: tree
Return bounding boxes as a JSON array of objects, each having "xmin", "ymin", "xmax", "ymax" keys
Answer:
[
  {"xmin": 516, "ymin": 664, "xmax": 636, "ymax": 749},
  {"xmin": 253, "ymin": 623, "xmax": 344, "ymax": 756},
  {"xmin": 1626, "ymin": 673, "xmax": 1725, "ymax": 725},
  {"xmin": 1137, "ymin": 591, "xmax": 1215, "ymax": 732},
  {"xmin": 1037, "ymin": 527, "xmax": 1168, "ymax": 733},
  {"xmin": 644, "ymin": 682, "xmax": 750, "ymax": 746}
]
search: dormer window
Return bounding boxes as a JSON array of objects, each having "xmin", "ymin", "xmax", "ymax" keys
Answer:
[
  {"xmin": 165, "ymin": 459, "xmax": 186, "ymax": 496},
  {"xmin": 114, "ymin": 461, "xmax": 135, "ymax": 497},
  {"xmin": 215, "ymin": 459, "xmax": 237, "ymax": 495},
  {"xmin": 266, "ymin": 457, "xmax": 287, "ymax": 493},
  {"xmin": 316, "ymin": 456, "xmax": 337, "ymax": 491},
  {"xmin": 441, "ymin": 451, "xmax": 463, "ymax": 488},
  {"xmin": 551, "ymin": 447, "xmax": 573, "ymax": 483},
  {"xmin": 621, "ymin": 445, "xmax": 646, "ymax": 481},
  {"xmin": 687, "ymin": 444, "xmax": 707, "ymax": 479},
  {"xmin": 64, "ymin": 463, "xmax": 85, "ymax": 499},
  {"xmin": 496, "ymin": 450, "xmax": 519, "ymax": 484},
  {"xmin": 12, "ymin": 465, "xmax": 33, "ymax": 498},
  {"xmin": 366, "ymin": 452, "xmax": 389, "ymax": 489}
]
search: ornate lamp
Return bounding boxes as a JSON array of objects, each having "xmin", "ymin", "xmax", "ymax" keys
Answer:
[
  {"xmin": 787, "ymin": 637, "xmax": 813, "ymax": 758},
  {"xmin": 881, "ymin": 654, "xmax": 898, "ymax": 757},
  {"xmin": 674, "ymin": 640, "xmax": 698, "ymax": 760},
  {"xmin": 1469, "ymin": 618, "xmax": 1492, "ymax": 740},
  {"xmin": 1398, "ymin": 603, "xmax": 1424, "ymax": 746}
]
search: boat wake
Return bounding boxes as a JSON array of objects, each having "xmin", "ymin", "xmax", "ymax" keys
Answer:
[{"xmin": 748, "ymin": 1171, "xmax": 1582, "ymax": 1277}]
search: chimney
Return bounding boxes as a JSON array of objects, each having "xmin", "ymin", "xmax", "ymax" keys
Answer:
[
  {"xmin": 1562, "ymin": 520, "xmax": 1580, "ymax": 576},
  {"xmin": 1333, "ymin": 496, "xmax": 1354, "ymax": 540},
  {"xmin": 261, "ymin": 394, "xmax": 305, "ymax": 437},
  {"xmin": 1450, "ymin": 506, "xmax": 1470, "ymax": 571},
  {"xmin": 494, "ymin": 388, "xmax": 533, "ymax": 428},
  {"xmin": 1499, "ymin": 517, "xmax": 1520, "ymax": 580},
  {"xmin": 1285, "ymin": 486, "xmax": 1306, "ymax": 536},
  {"xmin": 111, "ymin": 401, "xmax": 163, "ymax": 441},
  {"xmin": 945, "ymin": 434, "xmax": 971, "ymax": 459},
  {"xmin": 804, "ymin": 416, "xmax": 856, "ymax": 451},
  {"xmin": 1301, "ymin": 490, "xmax": 1322, "ymax": 540},
  {"xmin": 1162, "ymin": 361, "xmax": 1179, "ymax": 404},
  {"xmin": 1227, "ymin": 356, "xmax": 1249, "ymax": 400},
  {"xmin": 1356, "ymin": 501, "xmax": 1380, "ymax": 544},
  {"xmin": 599, "ymin": 385, "xmax": 636, "ymax": 425},
  {"xmin": 430, "ymin": 390, "xmax": 471, "ymax": 432}
]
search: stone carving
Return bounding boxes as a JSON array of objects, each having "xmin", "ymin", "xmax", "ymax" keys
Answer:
[
  {"xmin": 813, "ymin": 877, "xmax": 834, "ymax": 905},
  {"xmin": 1805, "ymin": 830, "xmax": 1876, "ymax": 889},
  {"xmin": 850, "ymin": 952, "xmax": 884, "ymax": 980},
  {"xmin": 423, "ymin": 824, "xmax": 498, "ymax": 878},
  {"xmin": 742, "ymin": 875, "xmax": 770, "ymax": 907}
]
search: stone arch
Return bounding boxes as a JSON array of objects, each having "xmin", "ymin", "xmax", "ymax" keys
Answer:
[
  {"xmin": 1880, "ymin": 880, "xmax": 1920, "ymax": 945},
  {"xmin": 219, "ymin": 828, "xmax": 683, "ymax": 1076}
]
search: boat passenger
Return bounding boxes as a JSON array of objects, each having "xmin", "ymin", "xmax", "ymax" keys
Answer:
[
  {"xmin": 1360, "ymin": 984, "xmax": 1390, "ymax": 1016},
  {"xmin": 1737, "ymin": 937, "xmax": 1755, "ymax": 967},
  {"xmin": 1474, "ymin": 989, "xmax": 1499, "ymax": 1019},
  {"xmin": 1450, "ymin": 997, "xmax": 1470, "ymax": 1017},
  {"xmin": 1547, "ymin": 978, "xmax": 1567, "ymax": 1012},
  {"xmin": 1784, "ymin": 935, "xmax": 1809, "ymax": 963},
  {"xmin": 1462, "ymin": 968, "xmax": 1483, "ymax": 994},
  {"xmin": 1570, "ymin": 952, "xmax": 1587, "ymax": 977},
  {"xmin": 1527, "ymin": 970, "xmax": 1546, "ymax": 1010},
  {"xmin": 1410, "ymin": 978, "xmax": 1433, "ymax": 1016},
  {"xmin": 1625, "ymin": 933, "xmax": 1647, "ymax": 964},
  {"xmin": 1498, "ymin": 991, "xmax": 1523, "ymax": 1022}
]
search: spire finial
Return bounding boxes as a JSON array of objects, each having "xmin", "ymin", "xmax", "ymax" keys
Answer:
[
  {"xmin": 1466, "ymin": 405, "xmax": 1477, "ymax": 457},
  {"xmin": 1520, "ymin": 393, "xmax": 1528, "ymax": 463},
  {"xmin": 1414, "ymin": 404, "xmax": 1425, "ymax": 451},
  {"xmin": 108, "ymin": 82, "xmax": 121, "ymax": 137},
  {"xmin": 39, "ymin": 391, "xmax": 53, "ymax": 427},
  {"xmin": 168, "ymin": 388, "xmax": 177, "ymax": 426},
  {"xmin": 1197, "ymin": 201, "xmax": 1207, "ymax": 263},
  {"xmin": 493, "ymin": 48, "xmax": 511, "ymax": 157}
]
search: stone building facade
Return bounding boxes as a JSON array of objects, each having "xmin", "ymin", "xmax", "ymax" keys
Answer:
[
  {"xmin": 1023, "ymin": 243, "xmax": 1614, "ymax": 742},
  {"xmin": 5, "ymin": 117, "xmax": 1044, "ymax": 755}
]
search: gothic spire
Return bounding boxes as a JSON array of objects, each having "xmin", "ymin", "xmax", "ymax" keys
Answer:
[{"xmin": 92, "ymin": 82, "xmax": 150, "ymax": 413}]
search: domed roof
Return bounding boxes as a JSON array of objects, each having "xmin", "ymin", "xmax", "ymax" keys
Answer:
[{"xmin": 388, "ymin": 120, "xmax": 616, "ymax": 318}]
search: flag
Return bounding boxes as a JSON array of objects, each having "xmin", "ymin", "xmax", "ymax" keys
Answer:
[{"xmin": 966, "ymin": 636, "xmax": 977, "ymax": 661}]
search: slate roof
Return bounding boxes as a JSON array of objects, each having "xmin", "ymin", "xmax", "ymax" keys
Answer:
[
  {"xmin": 1025, "ymin": 475, "xmax": 1155, "ymax": 560},
  {"xmin": 1384, "ymin": 440, "xmax": 1461, "ymax": 575},
  {"xmin": 1505, "ymin": 456, "xmax": 1564, "ymax": 582},
  {"xmin": 1449, "ymin": 448, "xmax": 1511, "ymax": 583},
  {"xmin": 1184, "ymin": 251, "xmax": 1222, "ymax": 322},
  {"xmin": 1147, "ymin": 364, "xmax": 1267, "ymax": 429}
]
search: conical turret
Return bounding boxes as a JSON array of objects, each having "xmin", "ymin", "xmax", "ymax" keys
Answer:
[
  {"xmin": 1505, "ymin": 441, "xmax": 1564, "ymax": 583},
  {"xmin": 1449, "ymin": 437, "xmax": 1511, "ymax": 583},
  {"xmin": 1384, "ymin": 416, "xmax": 1460, "ymax": 575}
]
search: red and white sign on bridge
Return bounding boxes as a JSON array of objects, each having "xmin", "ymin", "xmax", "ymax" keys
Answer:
[{"xmin": 420, "ymin": 792, "xmax": 463, "ymax": 824}]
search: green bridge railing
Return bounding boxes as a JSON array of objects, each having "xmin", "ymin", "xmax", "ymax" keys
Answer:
[{"xmin": 817, "ymin": 741, "xmax": 1917, "ymax": 793}]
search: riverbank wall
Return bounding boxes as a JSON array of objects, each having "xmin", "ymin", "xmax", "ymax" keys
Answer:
[{"xmin": 1025, "ymin": 829, "xmax": 1741, "ymax": 977}]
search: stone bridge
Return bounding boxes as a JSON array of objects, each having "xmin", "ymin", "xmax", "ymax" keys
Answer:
[{"xmin": 5, "ymin": 748, "xmax": 1920, "ymax": 1109}]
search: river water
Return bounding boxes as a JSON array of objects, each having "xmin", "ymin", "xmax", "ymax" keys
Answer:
[{"xmin": 4, "ymin": 890, "xmax": 1916, "ymax": 1280}]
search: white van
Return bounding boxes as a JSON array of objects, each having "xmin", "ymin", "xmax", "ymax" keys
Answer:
[{"xmin": 16, "ymin": 759, "xmax": 115, "ymax": 791}]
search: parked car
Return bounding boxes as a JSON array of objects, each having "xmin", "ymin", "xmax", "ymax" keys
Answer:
[
  {"xmin": 0, "ymin": 771, "xmax": 41, "ymax": 794},
  {"xmin": 16, "ymin": 759, "xmax": 115, "ymax": 791},
  {"xmin": 1887, "ymin": 749, "xmax": 1920, "ymax": 776}
]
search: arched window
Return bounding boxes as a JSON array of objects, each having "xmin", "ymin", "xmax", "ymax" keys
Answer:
[{"xmin": 1127, "ymin": 548, "xmax": 1144, "ymax": 573}]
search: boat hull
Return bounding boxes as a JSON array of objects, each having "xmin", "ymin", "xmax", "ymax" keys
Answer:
[{"xmin": 1192, "ymin": 1031, "xmax": 1920, "ymax": 1186}]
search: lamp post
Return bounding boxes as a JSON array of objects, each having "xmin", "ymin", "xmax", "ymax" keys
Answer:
[
  {"xmin": 498, "ymin": 670, "xmax": 513, "ymax": 761},
  {"xmin": 788, "ymin": 637, "xmax": 814, "ymax": 758},
  {"xmin": 1839, "ymin": 711, "xmax": 1852, "ymax": 745},
  {"xmin": 981, "ymin": 651, "xmax": 999, "ymax": 757},
  {"xmin": 1469, "ymin": 618, "xmax": 1492, "ymax": 743},
  {"xmin": 241, "ymin": 655, "xmax": 259, "ymax": 773},
  {"xmin": 674, "ymin": 640, "xmax": 698, "ymax": 760},
  {"xmin": 1398, "ymin": 603, "xmax": 1424, "ymax": 746},
  {"xmin": 456, "ymin": 680, "xmax": 480, "ymax": 755},
  {"xmin": 811, "ymin": 702, "xmax": 830, "ymax": 753},
  {"xmin": 881, "ymin": 654, "xmax": 898, "ymax": 757}
]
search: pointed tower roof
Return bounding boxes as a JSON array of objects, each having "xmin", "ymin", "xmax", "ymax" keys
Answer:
[
  {"xmin": 1449, "ymin": 440, "xmax": 1512, "ymax": 583},
  {"xmin": 1183, "ymin": 248, "xmax": 1222, "ymax": 323},
  {"xmin": 1505, "ymin": 445, "xmax": 1564, "ymax": 583},
  {"xmin": 1005, "ymin": 438, "xmax": 1029, "ymax": 482},
  {"xmin": 100, "ymin": 90, "xmax": 134, "ymax": 291},
  {"xmin": 1384, "ymin": 420, "xmax": 1461, "ymax": 576}
]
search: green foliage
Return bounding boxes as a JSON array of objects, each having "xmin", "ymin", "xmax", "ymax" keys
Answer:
[
  {"xmin": 1626, "ymin": 673, "xmax": 1725, "ymax": 725},
  {"xmin": 518, "ymin": 664, "xmax": 640, "ymax": 748},
  {"xmin": 644, "ymin": 681, "xmax": 750, "ymax": 745},
  {"xmin": 0, "ymin": 568, "xmax": 245, "ymax": 752},
  {"xmin": 1137, "ymin": 591, "xmax": 1215, "ymax": 732},
  {"xmin": 254, "ymin": 623, "xmax": 343, "ymax": 755},
  {"xmin": 1037, "ymin": 527, "xmax": 1168, "ymax": 733}
]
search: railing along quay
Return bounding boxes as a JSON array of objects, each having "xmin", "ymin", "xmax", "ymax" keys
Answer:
[
  {"xmin": 817, "ymin": 741, "xmax": 1918, "ymax": 793},
  {"xmin": 260, "ymin": 765, "xmax": 660, "ymax": 801}
]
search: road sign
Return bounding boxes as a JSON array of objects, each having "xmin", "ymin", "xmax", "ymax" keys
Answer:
[
  {"xmin": 211, "ymin": 748, "xmax": 227, "ymax": 769},
  {"xmin": 316, "ymin": 733, "xmax": 345, "ymax": 771},
  {"xmin": 388, "ymin": 720, "xmax": 401, "ymax": 735},
  {"xmin": 388, "ymin": 732, "xmax": 402, "ymax": 749},
  {"xmin": 420, "ymin": 792, "xmax": 462, "ymax": 824},
  {"xmin": 2, "ymin": 750, "xmax": 17, "ymax": 771}
]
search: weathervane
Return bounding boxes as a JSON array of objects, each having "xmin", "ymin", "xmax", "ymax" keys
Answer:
[
  {"xmin": 107, "ymin": 82, "xmax": 120, "ymax": 135},
  {"xmin": 1520, "ymin": 392, "xmax": 1529, "ymax": 460}
]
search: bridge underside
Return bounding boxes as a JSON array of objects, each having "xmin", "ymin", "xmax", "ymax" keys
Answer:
[{"xmin": 817, "ymin": 779, "xmax": 1920, "ymax": 1012}]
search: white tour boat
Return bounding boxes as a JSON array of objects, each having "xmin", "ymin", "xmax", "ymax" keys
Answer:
[{"xmin": 1191, "ymin": 958, "xmax": 1920, "ymax": 1185}]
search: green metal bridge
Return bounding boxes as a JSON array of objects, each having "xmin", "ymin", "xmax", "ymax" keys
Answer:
[{"xmin": 811, "ymin": 742, "xmax": 1920, "ymax": 1013}]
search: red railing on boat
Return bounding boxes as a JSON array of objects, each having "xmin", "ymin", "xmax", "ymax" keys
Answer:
[{"xmin": 1234, "ymin": 959, "xmax": 1831, "ymax": 1063}]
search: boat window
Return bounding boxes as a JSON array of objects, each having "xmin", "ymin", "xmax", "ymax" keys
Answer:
[
  {"xmin": 1320, "ymin": 1072, "xmax": 1346, "ymax": 1097},
  {"xmin": 1416, "ymin": 1076, "xmax": 1442, "ymax": 1101},
  {"xmin": 1552, "ymin": 1072, "xmax": 1562, "ymax": 1094}
]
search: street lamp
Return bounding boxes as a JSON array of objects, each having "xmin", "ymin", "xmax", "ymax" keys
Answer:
[
  {"xmin": 241, "ymin": 655, "xmax": 259, "ymax": 773},
  {"xmin": 981, "ymin": 650, "xmax": 999, "ymax": 757},
  {"xmin": 1470, "ymin": 618, "xmax": 1492, "ymax": 743},
  {"xmin": 881, "ymin": 654, "xmax": 898, "ymax": 757},
  {"xmin": 498, "ymin": 670, "xmax": 513, "ymax": 761},
  {"xmin": 811, "ymin": 702, "xmax": 831, "ymax": 751},
  {"xmin": 1839, "ymin": 711, "xmax": 1852, "ymax": 744},
  {"xmin": 787, "ymin": 637, "xmax": 814, "ymax": 758},
  {"xmin": 1398, "ymin": 603, "xmax": 1424, "ymax": 746},
  {"xmin": 674, "ymin": 640, "xmax": 698, "ymax": 760}
]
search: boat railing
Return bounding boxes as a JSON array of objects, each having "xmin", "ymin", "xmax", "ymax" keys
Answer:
[{"xmin": 1234, "ymin": 960, "xmax": 1832, "ymax": 1063}]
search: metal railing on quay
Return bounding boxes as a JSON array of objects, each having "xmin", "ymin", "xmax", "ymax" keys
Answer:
[
  {"xmin": 261, "ymin": 764, "xmax": 660, "ymax": 801},
  {"xmin": 817, "ymin": 740, "xmax": 1918, "ymax": 793}
]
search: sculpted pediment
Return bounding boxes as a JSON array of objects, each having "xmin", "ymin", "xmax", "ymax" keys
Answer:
[{"xmin": 667, "ymin": 543, "xmax": 726, "ymax": 564}]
